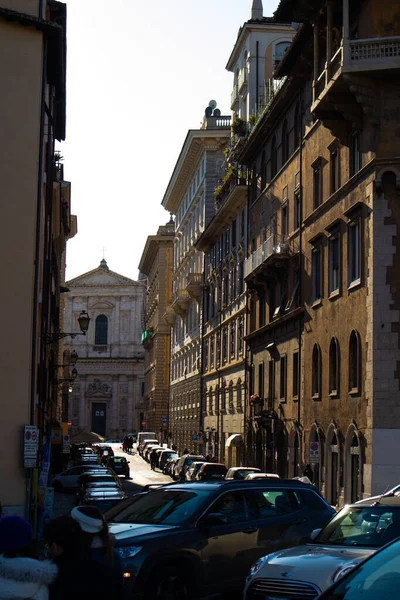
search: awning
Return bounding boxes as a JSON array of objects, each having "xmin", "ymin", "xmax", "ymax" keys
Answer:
[
  {"xmin": 225, "ymin": 434, "xmax": 243, "ymax": 448},
  {"xmin": 70, "ymin": 431, "xmax": 105, "ymax": 444}
]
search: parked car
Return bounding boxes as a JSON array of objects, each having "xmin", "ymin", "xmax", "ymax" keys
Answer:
[
  {"xmin": 174, "ymin": 455, "xmax": 206, "ymax": 481},
  {"xmin": 164, "ymin": 457, "xmax": 179, "ymax": 477},
  {"xmin": 244, "ymin": 497, "xmax": 400, "ymax": 600},
  {"xmin": 244, "ymin": 472, "xmax": 280, "ymax": 480},
  {"xmin": 77, "ymin": 481, "xmax": 122, "ymax": 502},
  {"xmin": 317, "ymin": 536, "xmax": 400, "ymax": 600},
  {"xmin": 196, "ymin": 463, "xmax": 227, "ymax": 481},
  {"xmin": 225, "ymin": 467, "xmax": 261, "ymax": 480},
  {"xmin": 52, "ymin": 465, "xmax": 108, "ymax": 492},
  {"xmin": 78, "ymin": 472, "xmax": 122, "ymax": 491},
  {"xmin": 109, "ymin": 479, "xmax": 334, "ymax": 599},
  {"xmin": 106, "ymin": 456, "xmax": 130, "ymax": 478},
  {"xmin": 139, "ymin": 439, "xmax": 158, "ymax": 456},
  {"xmin": 186, "ymin": 461, "xmax": 207, "ymax": 481},
  {"xmin": 159, "ymin": 450, "xmax": 178, "ymax": 472},
  {"xmin": 105, "ymin": 438, "xmax": 122, "ymax": 444},
  {"xmin": 144, "ymin": 445, "xmax": 163, "ymax": 463},
  {"xmin": 80, "ymin": 489, "xmax": 127, "ymax": 513}
]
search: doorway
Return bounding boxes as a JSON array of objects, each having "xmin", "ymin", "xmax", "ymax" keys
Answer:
[{"xmin": 91, "ymin": 402, "xmax": 106, "ymax": 436}]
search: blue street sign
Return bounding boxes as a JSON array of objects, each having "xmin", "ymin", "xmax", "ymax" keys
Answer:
[
  {"xmin": 192, "ymin": 434, "xmax": 198, "ymax": 441},
  {"xmin": 161, "ymin": 417, "xmax": 168, "ymax": 423}
]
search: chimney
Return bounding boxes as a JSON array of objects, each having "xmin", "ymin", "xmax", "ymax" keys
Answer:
[{"xmin": 251, "ymin": 0, "xmax": 263, "ymax": 20}]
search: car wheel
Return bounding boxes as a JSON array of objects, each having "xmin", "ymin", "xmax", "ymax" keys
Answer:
[{"xmin": 145, "ymin": 566, "xmax": 191, "ymax": 600}]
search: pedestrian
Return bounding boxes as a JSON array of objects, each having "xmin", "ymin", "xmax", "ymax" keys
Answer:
[
  {"xmin": 183, "ymin": 448, "xmax": 190, "ymax": 455},
  {"xmin": 44, "ymin": 515, "xmax": 123, "ymax": 600},
  {"xmin": 303, "ymin": 464, "xmax": 314, "ymax": 483},
  {"xmin": 149, "ymin": 448, "xmax": 158, "ymax": 471},
  {"xmin": 70, "ymin": 505, "xmax": 124, "ymax": 575},
  {"xmin": 0, "ymin": 515, "xmax": 58, "ymax": 600}
]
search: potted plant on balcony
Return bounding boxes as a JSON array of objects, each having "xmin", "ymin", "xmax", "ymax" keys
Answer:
[{"xmin": 232, "ymin": 117, "xmax": 247, "ymax": 138}]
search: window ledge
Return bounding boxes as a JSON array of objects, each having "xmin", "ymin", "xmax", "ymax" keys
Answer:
[
  {"xmin": 312, "ymin": 393, "xmax": 321, "ymax": 401},
  {"xmin": 292, "ymin": 395, "xmax": 299, "ymax": 402},
  {"xmin": 329, "ymin": 391, "xmax": 339, "ymax": 399},
  {"xmin": 349, "ymin": 388, "xmax": 360, "ymax": 397},
  {"xmin": 348, "ymin": 279, "xmax": 361, "ymax": 292},
  {"xmin": 279, "ymin": 398, "xmax": 287, "ymax": 404},
  {"xmin": 328, "ymin": 290, "xmax": 340, "ymax": 301},
  {"xmin": 312, "ymin": 298, "xmax": 323, "ymax": 309}
]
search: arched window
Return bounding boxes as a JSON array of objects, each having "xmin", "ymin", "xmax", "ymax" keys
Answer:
[
  {"xmin": 274, "ymin": 41, "xmax": 291, "ymax": 68},
  {"xmin": 95, "ymin": 315, "xmax": 108, "ymax": 345},
  {"xmin": 329, "ymin": 337, "xmax": 340, "ymax": 396},
  {"xmin": 282, "ymin": 119, "xmax": 289, "ymax": 164},
  {"xmin": 294, "ymin": 103, "xmax": 300, "ymax": 149},
  {"xmin": 349, "ymin": 330, "xmax": 361, "ymax": 393},
  {"xmin": 312, "ymin": 344, "xmax": 322, "ymax": 399},
  {"xmin": 271, "ymin": 135, "xmax": 277, "ymax": 178}
]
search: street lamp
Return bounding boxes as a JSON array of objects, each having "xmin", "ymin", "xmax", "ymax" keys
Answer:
[{"xmin": 45, "ymin": 311, "xmax": 91, "ymax": 343}]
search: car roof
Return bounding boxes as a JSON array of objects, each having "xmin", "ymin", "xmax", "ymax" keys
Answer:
[
  {"xmin": 200, "ymin": 462, "xmax": 226, "ymax": 468},
  {"xmin": 148, "ymin": 479, "xmax": 317, "ymax": 492},
  {"xmin": 353, "ymin": 495, "xmax": 400, "ymax": 507}
]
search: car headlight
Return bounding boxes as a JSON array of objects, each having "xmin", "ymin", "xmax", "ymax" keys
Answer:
[
  {"xmin": 332, "ymin": 562, "xmax": 358, "ymax": 583},
  {"xmin": 247, "ymin": 555, "xmax": 268, "ymax": 580},
  {"xmin": 116, "ymin": 545, "xmax": 142, "ymax": 559}
]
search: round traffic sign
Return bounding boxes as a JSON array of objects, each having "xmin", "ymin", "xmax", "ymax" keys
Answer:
[
  {"xmin": 310, "ymin": 442, "xmax": 319, "ymax": 451},
  {"xmin": 31, "ymin": 431, "xmax": 37, "ymax": 442},
  {"xmin": 25, "ymin": 431, "xmax": 31, "ymax": 440}
]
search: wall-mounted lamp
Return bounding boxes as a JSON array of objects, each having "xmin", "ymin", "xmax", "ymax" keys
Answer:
[{"xmin": 45, "ymin": 311, "xmax": 90, "ymax": 344}]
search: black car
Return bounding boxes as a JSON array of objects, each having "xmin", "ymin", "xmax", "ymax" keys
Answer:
[
  {"xmin": 108, "ymin": 479, "xmax": 335, "ymax": 599},
  {"xmin": 106, "ymin": 456, "xmax": 130, "ymax": 478}
]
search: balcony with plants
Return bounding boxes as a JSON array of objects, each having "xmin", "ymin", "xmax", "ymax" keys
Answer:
[{"xmin": 213, "ymin": 163, "xmax": 248, "ymax": 213}]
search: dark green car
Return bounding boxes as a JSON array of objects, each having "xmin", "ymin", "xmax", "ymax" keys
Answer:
[{"xmin": 106, "ymin": 479, "xmax": 335, "ymax": 599}]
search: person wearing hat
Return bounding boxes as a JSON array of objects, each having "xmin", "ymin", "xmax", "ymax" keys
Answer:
[
  {"xmin": 0, "ymin": 515, "xmax": 58, "ymax": 600},
  {"xmin": 44, "ymin": 515, "xmax": 123, "ymax": 600},
  {"xmin": 70, "ymin": 505, "xmax": 124, "ymax": 574}
]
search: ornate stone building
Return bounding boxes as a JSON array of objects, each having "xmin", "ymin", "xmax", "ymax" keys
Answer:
[
  {"xmin": 138, "ymin": 219, "xmax": 174, "ymax": 440},
  {"xmin": 64, "ymin": 260, "xmax": 145, "ymax": 438},
  {"xmin": 161, "ymin": 106, "xmax": 231, "ymax": 455}
]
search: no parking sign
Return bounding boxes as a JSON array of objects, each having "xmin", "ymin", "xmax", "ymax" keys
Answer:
[
  {"xmin": 310, "ymin": 441, "xmax": 320, "ymax": 464},
  {"xmin": 24, "ymin": 425, "xmax": 38, "ymax": 468}
]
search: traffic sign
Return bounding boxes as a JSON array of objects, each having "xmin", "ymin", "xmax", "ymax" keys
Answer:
[
  {"xmin": 192, "ymin": 434, "xmax": 198, "ymax": 441},
  {"xmin": 310, "ymin": 441, "xmax": 320, "ymax": 464},
  {"xmin": 62, "ymin": 434, "xmax": 70, "ymax": 454},
  {"xmin": 24, "ymin": 425, "xmax": 38, "ymax": 468},
  {"xmin": 161, "ymin": 417, "xmax": 168, "ymax": 424}
]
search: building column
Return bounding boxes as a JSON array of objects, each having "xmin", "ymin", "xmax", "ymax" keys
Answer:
[
  {"xmin": 112, "ymin": 375, "xmax": 119, "ymax": 436},
  {"xmin": 326, "ymin": 0, "xmax": 333, "ymax": 63},
  {"xmin": 342, "ymin": 0, "xmax": 349, "ymax": 41},
  {"xmin": 127, "ymin": 375, "xmax": 134, "ymax": 432},
  {"xmin": 79, "ymin": 375, "xmax": 87, "ymax": 430}
]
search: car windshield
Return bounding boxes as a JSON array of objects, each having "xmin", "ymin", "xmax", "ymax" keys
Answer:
[
  {"xmin": 316, "ymin": 506, "xmax": 400, "ymax": 548},
  {"xmin": 233, "ymin": 469, "xmax": 259, "ymax": 479},
  {"xmin": 330, "ymin": 538, "xmax": 400, "ymax": 599},
  {"xmin": 109, "ymin": 488, "xmax": 210, "ymax": 526}
]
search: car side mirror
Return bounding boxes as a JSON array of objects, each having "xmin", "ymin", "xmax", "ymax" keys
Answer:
[
  {"xmin": 310, "ymin": 528, "xmax": 321, "ymax": 541},
  {"xmin": 198, "ymin": 513, "xmax": 228, "ymax": 529}
]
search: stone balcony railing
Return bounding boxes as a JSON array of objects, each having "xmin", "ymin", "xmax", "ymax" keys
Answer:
[
  {"xmin": 171, "ymin": 289, "xmax": 191, "ymax": 317},
  {"xmin": 244, "ymin": 234, "xmax": 294, "ymax": 280},
  {"xmin": 186, "ymin": 273, "xmax": 203, "ymax": 301},
  {"xmin": 238, "ymin": 68, "xmax": 248, "ymax": 92}
]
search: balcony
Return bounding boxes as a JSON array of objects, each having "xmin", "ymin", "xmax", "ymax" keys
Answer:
[
  {"xmin": 244, "ymin": 234, "xmax": 295, "ymax": 281},
  {"xmin": 163, "ymin": 305, "xmax": 176, "ymax": 326},
  {"xmin": 171, "ymin": 289, "xmax": 191, "ymax": 317},
  {"xmin": 231, "ymin": 86, "xmax": 239, "ymax": 110},
  {"xmin": 203, "ymin": 115, "xmax": 231, "ymax": 130},
  {"xmin": 238, "ymin": 68, "xmax": 248, "ymax": 93},
  {"xmin": 312, "ymin": 37, "xmax": 400, "ymax": 130},
  {"xmin": 214, "ymin": 169, "xmax": 248, "ymax": 213},
  {"xmin": 186, "ymin": 273, "xmax": 203, "ymax": 301}
]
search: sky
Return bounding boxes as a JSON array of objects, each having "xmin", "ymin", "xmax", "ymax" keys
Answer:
[{"xmin": 61, "ymin": 0, "xmax": 280, "ymax": 281}]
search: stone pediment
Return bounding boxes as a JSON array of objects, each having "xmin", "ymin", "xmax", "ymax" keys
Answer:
[
  {"xmin": 67, "ymin": 262, "xmax": 140, "ymax": 288},
  {"xmin": 85, "ymin": 379, "xmax": 112, "ymax": 398}
]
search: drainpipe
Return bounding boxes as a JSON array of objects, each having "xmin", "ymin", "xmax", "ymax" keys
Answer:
[
  {"xmin": 256, "ymin": 41, "xmax": 259, "ymax": 114},
  {"xmin": 199, "ymin": 253, "xmax": 206, "ymax": 455}
]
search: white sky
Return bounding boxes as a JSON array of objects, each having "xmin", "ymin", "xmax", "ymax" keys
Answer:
[{"xmin": 62, "ymin": 0, "xmax": 280, "ymax": 281}]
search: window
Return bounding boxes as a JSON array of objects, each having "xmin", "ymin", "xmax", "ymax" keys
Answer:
[
  {"xmin": 274, "ymin": 41, "xmax": 291, "ymax": 67},
  {"xmin": 312, "ymin": 241, "xmax": 322, "ymax": 302},
  {"xmin": 231, "ymin": 220, "xmax": 237, "ymax": 248},
  {"xmin": 286, "ymin": 270, "xmax": 300, "ymax": 312},
  {"xmin": 329, "ymin": 229, "xmax": 340, "ymax": 295},
  {"xmin": 294, "ymin": 189, "xmax": 300, "ymax": 230},
  {"xmin": 210, "ymin": 336, "xmax": 215, "ymax": 368},
  {"xmin": 258, "ymin": 362, "xmax": 264, "ymax": 398},
  {"xmin": 281, "ymin": 202, "xmax": 288, "ymax": 238},
  {"xmin": 230, "ymin": 321, "xmax": 236, "ymax": 358},
  {"xmin": 329, "ymin": 337, "xmax": 340, "ymax": 396},
  {"xmin": 349, "ymin": 330, "xmax": 361, "ymax": 394},
  {"xmin": 95, "ymin": 315, "xmax": 108, "ymax": 345},
  {"xmin": 241, "ymin": 209, "xmax": 245, "ymax": 240},
  {"xmin": 268, "ymin": 360, "xmax": 275, "ymax": 405},
  {"xmin": 271, "ymin": 136, "xmax": 277, "ymax": 178},
  {"xmin": 238, "ymin": 317, "xmax": 244, "ymax": 355},
  {"xmin": 204, "ymin": 339, "xmax": 209, "ymax": 372},
  {"xmin": 280, "ymin": 356, "xmax": 287, "ymax": 401},
  {"xmin": 261, "ymin": 150, "xmax": 266, "ymax": 190},
  {"xmin": 293, "ymin": 352, "xmax": 299, "ymax": 399},
  {"xmin": 313, "ymin": 160, "xmax": 323, "ymax": 209},
  {"xmin": 348, "ymin": 218, "xmax": 361, "ymax": 286},
  {"xmin": 282, "ymin": 119, "xmax": 289, "ymax": 164},
  {"xmin": 350, "ymin": 131, "xmax": 361, "ymax": 176},
  {"xmin": 330, "ymin": 146, "xmax": 340, "ymax": 194},
  {"xmin": 273, "ymin": 282, "xmax": 287, "ymax": 319},
  {"xmin": 222, "ymin": 327, "xmax": 227, "ymax": 362},
  {"xmin": 312, "ymin": 344, "xmax": 322, "ymax": 399}
]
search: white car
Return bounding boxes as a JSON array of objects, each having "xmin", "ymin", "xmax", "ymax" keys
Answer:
[
  {"xmin": 244, "ymin": 472, "xmax": 280, "ymax": 480},
  {"xmin": 244, "ymin": 500, "xmax": 400, "ymax": 599},
  {"xmin": 52, "ymin": 465, "xmax": 107, "ymax": 492}
]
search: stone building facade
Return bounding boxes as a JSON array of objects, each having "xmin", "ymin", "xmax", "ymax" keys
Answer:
[
  {"xmin": 231, "ymin": 0, "xmax": 400, "ymax": 503},
  {"xmin": 161, "ymin": 109, "xmax": 231, "ymax": 455},
  {"xmin": 64, "ymin": 260, "xmax": 145, "ymax": 439},
  {"xmin": 138, "ymin": 220, "xmax": 174, "ymax": 440}
]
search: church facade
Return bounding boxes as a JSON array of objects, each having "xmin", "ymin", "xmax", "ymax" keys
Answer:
[{"xmin": 63, "ymin": 260, "xmax": 145, "ymax": 438}]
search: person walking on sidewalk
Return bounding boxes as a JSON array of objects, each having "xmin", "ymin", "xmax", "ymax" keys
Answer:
[
  {"xmin": 44, "ymin": 515, "xmax": 123, "ymax": 600},
  {"xmin": 150, "ymin": 448, "xmax": 158, "ymax": 471},
  {"xmin": 0, "ymin": 515, "xmax": 58, "ymax": 600}
]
